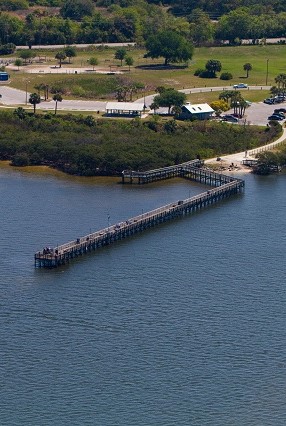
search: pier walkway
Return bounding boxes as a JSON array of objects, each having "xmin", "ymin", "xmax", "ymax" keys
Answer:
[
  {"xmin": 35, "ymin": 165, "xmax": 244, "ymax": 268},
  {"xmin": 121, "ymin": 159, "xmax": 203, "ymax": 184}
]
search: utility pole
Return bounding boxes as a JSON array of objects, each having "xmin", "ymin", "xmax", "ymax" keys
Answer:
[{"xmin": 266, "ymin": 59, "xmax": 269, "ymax": 86}]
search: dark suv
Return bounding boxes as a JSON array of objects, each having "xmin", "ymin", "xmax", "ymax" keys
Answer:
[
  {"xmin": 274, "ymin": 108, "xmax": 286, "ymax": 113},
  {"xmin": 222, "ymin": 114, "xmax": 239, "ymax": 123}
]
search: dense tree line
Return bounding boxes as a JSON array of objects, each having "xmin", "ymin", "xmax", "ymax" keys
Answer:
[
  {"xmin": 2, "ymin": 0, "xmax": 286, "ymax": 47},
  {"xmin": 0, "ymin": 110, "xmax": 280, "ymax": 176},
  {"xmin": 150, "ymin": 0, "xmax": 286, "ymax": 15},
  {"xmin": 0, "ymin": 1, "xmax": 191, "ymax": 45},
  {"xmin": 253, "ymin": 145, "xmax": 286, "ymax": 175}
]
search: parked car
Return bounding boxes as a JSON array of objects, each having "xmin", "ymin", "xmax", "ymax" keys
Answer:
[
  {"xmin": 274, "ymin": 108, "xmax": 286, "ymax": 113},
  {"xmin": 273, "ymin": 111, "xmax": 285, "ymax": 118},
  {"xmin": 273, "ymin": 97, "xmax": 283, "ymax": 104},
  {"xmin": 222, "ymin": 114, "xmax": 239, "ymax": 123},
  {"xmin": 268, "ymin": 114, "xmax": 284, "ymax": 121},
  {"xmin": 264, "ymin": 98, "xmax": 275, "ymax": 104},
  {"xmin": 233, "ymin": 83, "xmax": 248, "ymax": 89}
]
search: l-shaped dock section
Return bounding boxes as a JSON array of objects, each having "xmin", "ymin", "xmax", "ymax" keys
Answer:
[{"xmin": 35, "ymin": 162, "xmax": 244, "ymax": 268}]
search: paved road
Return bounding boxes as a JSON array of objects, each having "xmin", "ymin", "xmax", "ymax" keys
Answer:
[
  {"xmin": 0, "ymin": 84, "xmax": 108, "ymax": 111},
  {"xmin": 15, "ymin": 43, "xmax": 136, "ymax": 50},
  {"xmin": 0, "ymin": 85, "xmax": 28, "ymax": 105},
  {"xmin": 39, "ymin": 99, "xmax": 107, "ymax": 112},
  {"xmin": 0, "ymin": 84, "xmax": 283, "ymax": 125}
]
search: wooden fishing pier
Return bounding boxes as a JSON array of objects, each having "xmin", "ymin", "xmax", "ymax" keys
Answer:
[
  {"xmin": 121, "ymin": 159, "xmax": 203, "ymax": 184},
  {"xmin": 35, "ymin": 163, "xmax": 244, "ymax": 268}
]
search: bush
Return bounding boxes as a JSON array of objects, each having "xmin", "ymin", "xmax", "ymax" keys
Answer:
[
  {"xmin": 268, "ymin": 120, "xmax": 282, "ymax": 129},
  {"xmin": 0, "ymin": 43, "xmax": 16, "ymax": 55},
  {"xmin": 198, "ymin": 70, "xmax": 214, "ymax": 78},
  {"xmin": 72, "ymin": 85, "xmax": 86, "ymax": 97},
  {"xmin": 194, "ymin": 68, "xmax": 205, "ymax": 76},
  {"xmin": 50, "ymin": 85, "xmax": 67, "ymax": 95},
  {"xmin": 210, "ymin": 100, "xmax": 229, "ymax": 112},
  {"xmin": 11, "ymin": 152, "xmax": 29, "ymax": 166},
  {"xmin": 220, "ymin": 72, "xmax": 233, "ymax": 80},
  {"xmin": 0, "ymin": 0, "xmax": 28, "ymax": 11}
]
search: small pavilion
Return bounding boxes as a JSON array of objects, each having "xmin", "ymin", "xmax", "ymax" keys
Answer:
[{"xmin": 105, "ymin": 102, "xmax": 146, "ymax": 117}]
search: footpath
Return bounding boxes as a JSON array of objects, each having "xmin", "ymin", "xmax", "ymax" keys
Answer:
[{"xmin": 204, "ymin": 127, "xmax": 286, "ymax": 173}]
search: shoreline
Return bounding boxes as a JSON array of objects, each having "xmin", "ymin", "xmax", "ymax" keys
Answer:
[
  {"xmin": 204, "ymin": 160, "xmax": 253, "ymax": 174},
  {"xmin": 1, "ymin": 126, "xmax": 285, "ymax": 179}
]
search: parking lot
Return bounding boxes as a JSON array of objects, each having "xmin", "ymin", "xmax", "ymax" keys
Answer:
[{"xmin": 240, "ymin": 101, "xmax": 286, "ymax": 126}]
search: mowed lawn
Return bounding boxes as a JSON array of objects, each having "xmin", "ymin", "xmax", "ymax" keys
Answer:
[{"xmin": 9, "ymin": 44, "xmax": 286, "ymax": 101}]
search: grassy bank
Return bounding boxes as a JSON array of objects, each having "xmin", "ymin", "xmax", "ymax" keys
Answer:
[{"xmin": 7, "ymin": 44, "xmax": 284, "ymax": 102}]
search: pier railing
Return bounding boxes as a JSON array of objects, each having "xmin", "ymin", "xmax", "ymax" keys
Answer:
[
  {"xmin": 35, "ymin": 165, "xmax": 244, "ymax": 268},
  {"xmin": 121, "ymin": 159, "xmax": 203, "ymax": 184}
]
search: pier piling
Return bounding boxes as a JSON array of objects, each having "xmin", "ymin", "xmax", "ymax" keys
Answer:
[{"xmin": 35, "ymin": 163, "xmax": 244, "ymax": 268}]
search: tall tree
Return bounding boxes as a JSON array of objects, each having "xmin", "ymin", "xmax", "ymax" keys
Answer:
[
  {"xmin": 275, "ymin": 73, "xmax": 286, "ymax": 96},
  {"xmin": 125, "ymin": 56, "xmax": 134, "ymax": 72},
  {"xmin": 64, "ymin": 46, "xmax": 76, "ymax": 63},
  {"xmin": 60, "ymin": 0, "xmax": 94, "ymax": 20},
  {"xmin": 230, "ymin": 91, "xmax": 249, "ymax": 116},
  {"xmin": 53, "ymin": 93, "xmax": 63, "ymax": 115},
  {"xmin": 205, "ymin": 59, "xmax": 222, "ymax": 77},
  {"xmin": 145, "ymin": 30, "xmax": 193, "ymax": 66},
  {"xmin": 55, "ymin": 51, "xmax": 66, "ymax": 68},
  {"xmin": 153, "ymin": 88, "xmax": 187, "ymax": 114},
  {"xmin": 19, "ymin": 49, "xmax": 35, "ymax": 65},
  {"xmin": 115, "ymin": 48, "xmax": 127, "ymax": 66},
  {"xmin": 89, "ymin": 57, "xmax": 98, "ymax": 70},
  {"xmin": 243, "ymin": 63, "xmax": 252, "ymax": 78},
  {"xmin": 29, "ymin": 92, "xmax": 40, "ymax": 114},
  {"xmin": 189, "ymin": 9, "xmax": 214, "ymax": 46},
  {"xmin": 215, "ymin": 9, "xmax": 252, "ymax": 43}
]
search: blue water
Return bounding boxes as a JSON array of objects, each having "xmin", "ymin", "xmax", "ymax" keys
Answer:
[{"xmin": 1, "ymin": 166, "xmax": 286, "ymax": 425}]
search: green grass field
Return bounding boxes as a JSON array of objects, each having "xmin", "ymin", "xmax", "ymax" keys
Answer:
[{"xmin": 8, "ymin": 44, "xmax": 286, "ymax": 102}]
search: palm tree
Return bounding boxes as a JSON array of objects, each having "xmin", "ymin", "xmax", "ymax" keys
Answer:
[
  {"xmin": 270, "ymin": 85, "xmax": 280, "ymax": 97},
  {"xmin": 238, "ymin": 99, "xmax": 248, "ymax": 117},
  {"xmin": 219, "ymin": 90, "xmax": 235, "ymax": 105},
  {"xmin": 150, "ymin": 100, "xmax": 160, "ymax": 114},
  {"xmin": 29, "ymin": 92, "xmax": 41, "ymax": 113},
  {"xmin": 55, "ymin": 51, "xmax": 66, "ymax": 68},
  {"xmin": 230, "ymin": 92, "xmax": 249, "ymax": 117},
  {"xmin": 53, "ymin": 93, "xmax": 63, "ymax": 115},
  {"xmin": 275, "ymin": 73, "xmax": 286, "ymax": 96},
  {"xmin": 230, "ymin": 92, "xmax": 243, "ymax": 115},
  {"xmin": 44, "ymin": 84, "xmax": 49, "ymax": 100},
  {"xmin": 243, "ymin": 63, "xmax": 252, "ymax": 78}
]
